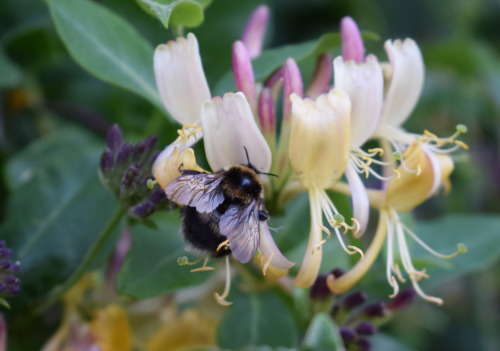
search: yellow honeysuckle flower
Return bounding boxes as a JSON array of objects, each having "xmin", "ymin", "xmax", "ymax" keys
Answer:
[
  {"xmin": 289, "ymin": 89, "xmax": 362, "ymax": 288},
  {"xmin": 328, "ymin": 140, "xmax": 465, "ymax": 304},
  {"xmin": 90, "ymin": 304, "xmax": 132, "ymax": 351}
]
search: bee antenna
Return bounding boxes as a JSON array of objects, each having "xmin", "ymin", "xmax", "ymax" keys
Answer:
[
  {"xmin": 260, "ymin": 171, "xmax": 279, "ymax": 178},
  {"xmin": 242, "ymin": 146, "xmax": 279, "ymax": 177},
  {"xmin": 243, "ymin": 146, "xmax": 251, "ymax": 165}
]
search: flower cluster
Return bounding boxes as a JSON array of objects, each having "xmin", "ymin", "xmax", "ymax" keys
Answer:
[
  {"xmin": 0, "ymin": 240, "xmax": 21, "ymax": 308},
  {"xmin": 151, "ymin": 7, "xmax": 467, "ymax": 305},
  {"xmin": 99, "ymin": 125, "xmax": 168, "ymax": 219}
]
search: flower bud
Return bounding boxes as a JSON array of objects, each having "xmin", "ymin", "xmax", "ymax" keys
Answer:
[
  {"xmin": 364, "ymin": 301, "xmax": 387, "ymax": 318},
  {"xmin": 107, "ymin": 124, "xmax": 123, "ymax": 151},
  {"xmin": 355, "ymin": 321, "xmax": 376, "ymax": 335},
  {"xmin": 343, "ymin": 291, "xmax": 368, "ymax": 310},
  {"xmin": 129, "ymin": 202, "xmax": 156, "ymax": 219},
  {"xmin": 241, "ymin": 5, "xmax": 269, "ymax": 58},
  {"xmin": 341, "ymin": 16, "xmax": 365, "ymax": 63}
]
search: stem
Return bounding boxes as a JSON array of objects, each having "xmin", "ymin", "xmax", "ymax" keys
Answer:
[{"xmin": 30, "ymin": 206, "xmax": 125, "ymax": 317}]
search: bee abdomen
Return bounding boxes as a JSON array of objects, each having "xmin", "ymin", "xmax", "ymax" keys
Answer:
[{"xmin": 181, "ymin": 206, "xmax": 231, "ymax": 258}]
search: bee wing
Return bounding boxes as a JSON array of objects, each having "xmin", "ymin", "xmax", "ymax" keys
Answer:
[
  {"xmin": 165, "ymin": 172, "xmax": 225, "ymax": 213},
  {"xmin": 219, "ymin": 202, "xmax": 260, "ymax": 263}
]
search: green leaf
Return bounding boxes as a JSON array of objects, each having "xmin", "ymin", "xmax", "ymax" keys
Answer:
[
  {"xmin": 412, "ymin": 214, "xmax": 500, "ymax": 283},
  {"xmin": 138, "ymin": 0, "xmax": 212, "ymax": 29},
  {"xmin": 1, "ymin": 128, "xmax": 118, "ymax": 302},
  {"xmin": 47, "ymin": 0, "xmax": 162, "ymax": 109},
  {"xmin": 117, "ymin": 212, "xmax": 211, "ymax": 299},
  {"xmin": 0, "ymin": 45, "xmax": 22, "ymax": 88},
  {"xmin": 302, "ymin": 313, "xmax": 345, "ymax": 351},
  {"xmin": 371, "ymin": 333, "xmax": 416, "ymax": 351},
  {"xmin": 217, "ymin": 289, "xmax": 299, "ymax": 349}
]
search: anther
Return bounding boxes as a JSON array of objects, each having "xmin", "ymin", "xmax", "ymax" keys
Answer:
[
  {"xmin": 367, "ymin": 147, "xmax": 384, "ymax": 156},
  {"xmin": 454, "ymin": 140, "xmax": 469, "ymax": 150},
  {"xmin": 217, "ymin": 239, "xmax": 231, "ymax": 252},
  {"xmin": 390, "ymin": 169, "xmax": 401, "ymax": 180}
]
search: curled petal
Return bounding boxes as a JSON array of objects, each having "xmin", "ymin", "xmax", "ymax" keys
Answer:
[
  {"xmin": 341, "ymin": 16, "xmax": 365, "ymax": 63},
  {"xmin": 154, "ymin": 33, "xmax": 211, "ymax": 124},
  {"xmin": 293, "ymin": 189, "xmax": 323, "ymax": 288},
  {"xmin": 201, "ymin": 92, "xmax": 271, "ymax": 172},
  {"xmin": 334, "ymin": 55, "xmax": 383, "ymax": 147},
  {"xmin": 258, "ymin": 223, "xmax": 295, "ymax": 270},
  {"xmin": 378, "ymin": 39, "xmax": 424, "ymax": 129},
  {"xmin": 424, "ymin": 146, "xmax": 454, "ymax": 196},
  {"xmin": 345, "ymin": 162, "xmax": 369, "ymax": 235},
  {"xmin": 241, "ymin": 5, "xmax": 270, "ymax": 58},
  {"xmin": 385, "ymin": 141, "xmax": 433, "ymax": 212}
]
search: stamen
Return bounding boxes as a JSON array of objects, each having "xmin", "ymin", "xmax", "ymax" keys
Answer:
[
  {"xmin": 217, "ymin": 239, "xmax": 231, "ymax": 252},
  {"xmin": 388, "ymin": 275, "xmax": 399, "ymax": 298},
  {"xmin": 410, "ymin": 280, "xmax": 443, "ymax": 305},
  {"xmin": 312, "ymin": 240, "xmax": 327, "ymax": 253},
  {"xmin": 347, "ymin": 245, "xmax": 364, "ymax": 259},
  {"xmin": 190, "ymin": 257, "xmax": 215, "ymax": 272},
  {"xmin": 177, "ymin": 124, "xmax": 202, "ymax": 144},
  {"xmin": 454, "ymin": 140, "xmax": 469, "ymax": 150},
  {"xmin": 214, "ymin": 256, "xmax": 233, "ymax": 306},
  {"xmin": 390, "ymin": 169, "xmax": 401, "ymax": 180},
  {"xmin": 393, "ymin": 264, "xmax": 406, "ymax": 283},
  {"xmin": 367, "ymin": 147, "xmax": 384, "ymax": 156},
  {"xmin": 262, "ymin": 252, "xmax": 275, "ymax": 276},
  {"xmin": 400, "ymin": 222, "xmax": 467, "ymax": 259}
]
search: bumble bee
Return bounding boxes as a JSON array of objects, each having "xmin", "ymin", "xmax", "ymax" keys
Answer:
[{"xmin": 165, "ymin": 158, "xmax": 273, "ymax": 264}]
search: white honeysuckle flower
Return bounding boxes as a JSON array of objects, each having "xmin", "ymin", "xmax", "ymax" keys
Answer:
[
  {"xmin": 375, "ymin": 38, "xmax": 424, "ymax": 136},
  {"xmin": 333, "ymin": 54, "xmax": 384, "ymax": 234},
  {"xmin": 154, "ymin": 33, "xmax": 211, "ymax": 125},
  {"xmin": 289, "ymin": 89, "xmax": 363, "ymax": 288},
  {"xmin": 200, "ymin": 92, "xmax": 272, "ymax": 173}
]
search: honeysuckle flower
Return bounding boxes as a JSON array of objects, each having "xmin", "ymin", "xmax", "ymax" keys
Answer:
[
  {"xmin": 154, "ymin": 33, "xmax": 210, "ymax": 125},
  {"xmin": 289, "ymin": 89, "xmax": 363, "ymax": 288},
  {"xmin": 327, "ymin": 141, "xmax": 465, "ymax": 304}
]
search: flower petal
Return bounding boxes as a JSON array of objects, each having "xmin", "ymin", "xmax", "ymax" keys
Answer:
[
  {"xmin": 154, "ymin": 33, "xmax": 211, "ymax": 124},
  {"xmin": 201, "ymin": 92, "xmax": 271, "ymax": 172},
  {"xmin": 289, "ymin": 89, "xmax": 351, "ymax": 189},
  {"xmin": 378, "ymin": 39, "xmax": 424, "ymax": 129},
  {"xmin": 258, "ymin": 223, "xmax": 295, "ymax": 270},
  {"xmin": 346, "ymin": 161, "xmax": 370, "ymax": 235},
  {"xmin": 334, "ymin": 55, "xmax": 383, "ymax": 147}
]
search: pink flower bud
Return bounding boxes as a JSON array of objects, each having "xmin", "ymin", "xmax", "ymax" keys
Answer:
[
  {"xmin": 306, "ymin": 53, "xmax": 332, "ymax": 98},
  {"xmin": 241, "ymin": 5, "xmax": 270, "ymax": 58},
  {"xmin": 341, "ymin": 16, "xmax": 365, "ymax": 63},
  {"xmin": 258, "ymin": 87, "xmax": 275, "ymax": 135},
  {"xmin": 283, "ymin": 58, "xmax": 303, "ymax": 121},
  {"xmin": 232, "ymin": 41, "xmax": 256, "ymax": 108}
]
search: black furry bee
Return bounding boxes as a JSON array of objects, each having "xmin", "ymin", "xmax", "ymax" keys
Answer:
[{"xmin": 165, "ymin": 159, "xmax": 272, "ymax": 264}]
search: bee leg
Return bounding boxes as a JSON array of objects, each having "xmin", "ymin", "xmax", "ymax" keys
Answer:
[
  {"xmin": 216, "ymin": 239, "xmax": 231, "ymax": 253},
  {"xmin": 190, "ymin": 257, "xmax": 216, "ymax": 272},
  {"xmin": 214, "ymin": 256, "xmax": 233, "ymax": 306}
]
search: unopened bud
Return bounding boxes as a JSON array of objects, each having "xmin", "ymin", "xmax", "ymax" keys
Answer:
[
  {"xmin": 388, "ymin": 288, "xmax": 416, "ymax": 310},
  {"xmin": 310, "ymin": 274, "xmax": 331, "ymax": 300},
  {"xmin": 117, "ymin": 143, "xmax": 133, "ymax": 165},
  {"xmin": 343, "ymin": 291, "xmax": 368, "ymax": 310},
  {"xmin": 355, "ymin": 321, "xmax": 376, "ymax": 335},
  {"xmin": 339, "ymin": 327, "xmax": 356, "ymax": 344},
  {"xmin": 364, "ymin": 301, "xmax": 387, "ymax": 318},
  {"xmin": 129, "ymin": 202, "xmax": 156, "ymax": 219},
  {"xmin": 107, "ymin": 124, "xmax": 123, "ymax": 151}
]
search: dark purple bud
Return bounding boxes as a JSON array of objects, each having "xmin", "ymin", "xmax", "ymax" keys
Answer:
[
  {"xmin": 8, "ymin": 262, "xmax": 20, "ymax": 273},
  {"xmin": 364, "ymin": 301, "xmax": 388, "ymax": 318},
  {"xmin": 100, "ymin": 148, "xmax": 114, "ymax": 171},
  {"xmin": 0, "ymin": 249, "xmax": 12, "ymax": 259},
  {"xmin": 355, "ymin": 321, "xmax": 376, "ymax": 335},
  {"xmin": 0, "ymin": 241, "xmax": 5, "ymax": 248},
  {"xmin": 355, "ymin": 337, "xmax": 372, "ymax": 351},
  {"xmin": 343, "ymin": 291, "xmax": 368, "ymax": 310},
  {"xmin": 121, "ymin": 164, "xmax": 140, "ymax": 189},
  {"xmin": 107, "ymin": 124, "xmax": 122, "ymax": 151},
  {"xmin": 388, "ymin": 288, "xmax": 417, "ymax": 310},
  {"xmin": 117, "ymin": 143, "xmax": 133, "ymax": 165},
  {"xmin": 339, "ymin": 327, "xmax": 356, "ymax": 344},
  {"xmin": 330, "ymin": 268, "xmax": 345, "ymax": 278},
  {"xmin": 148, "ymin": 188, "xmax": 167, "ymax": 205},
  {"xmin": 129, "ymin": 202, "xmax": 156, "ymax": 219},
  {"xmin": 143, "ymin": 135, "xmax": 157, "ymax": 152},
  {"xmin": 3, "ymin": 276, "xmax": 18, "ymax": 285},
  {"xmin": 133, "ymin": 141, "xmax": 147, "ymax": 157},
  {"xmin": 310, "ymin": 274, "xmax": 331, "ymax": 300},
  {"xmin": 0, "ymin": 282, "xmax": 5, "ymax": 292}
]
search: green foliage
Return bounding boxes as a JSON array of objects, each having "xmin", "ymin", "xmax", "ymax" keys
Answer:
[
  {"xmin": 302, "ymin": 313, "xmax": 345, "ymax": 351},
  {"xmin": 46, "ymin": 0, "xmax": 162, "ymax": 110},
  {"xmin": 0, "ymin": 45, "xmax": 22, "ymax": 88},
  {"xmin": 1, "ymin": 128, "xmax": 119, "ymax": 303},
  {"xmin": 137, "ymin": 0, "xmax": 212, "ymax": 29},
  {"xmin": 217, "ymin": 288, "xmax": 300, "ymax": 349},
  {"xmin": 117, "ymin": 213, "xmax": 212, "ymax": 298}
]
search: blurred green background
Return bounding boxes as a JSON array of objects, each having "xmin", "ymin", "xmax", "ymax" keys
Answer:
[{"xmin": 1, "ymin": 0, "xmax": 499, "ymax": 350}]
